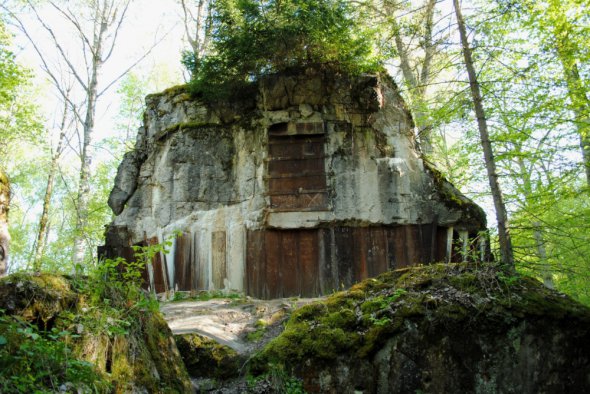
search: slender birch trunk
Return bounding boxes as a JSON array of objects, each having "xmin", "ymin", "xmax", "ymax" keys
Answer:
[
  {"xmin": 533, "ymin": 222, "xmax": 554, "ymax": 289},
  {"xmin": 453, "ymin": 0, "xmax": 514, "ymax": 268},
  {"xmin": 72, "ymin": 3, "xmax": 107, "ymax": 267},
  {"xmin": 0, "ymin": 169, "xmax": 9, "ymax": 276},
  {"xmin": 544, "ymin": 0, "xmax": 590, "ymax": 186},
  {"xmin": 555, "ymin": 47, "xmax": 590, "ymax": 186},
  {"xmin": 391, "ymin": 0, "xmax": 437, "ymax": 155},
  {"xmin": 32, "ymin": 99, "xmax": 70, "ymax": 270}
]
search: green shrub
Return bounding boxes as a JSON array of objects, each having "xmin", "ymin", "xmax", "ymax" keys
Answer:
[{"xmin": 0, "ymin": 312, "xmax": 110, "ymax": 393}]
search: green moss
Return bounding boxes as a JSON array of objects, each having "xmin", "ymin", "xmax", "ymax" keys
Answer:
[
  {"xmin": 247, "ymin": 320, "xmax": 268, "ymax": 342},
  {"xmin": 250, "ymin": 263, "xmax": 590, "ymax": 380},
  {"xmin": 0, "ymin": 273, "xmax": 76, "ymax": 327},
  {"xmin": 323, "ymin": 308, "xmax": 356, "ymax": 328},
  {"xmin": 171, "ymin": 289, "xmax": 246, "ymax": 303},
  {"xmin": 175, "ymin": 333, "xmax": 241, "ymax": 379},
  {"xmin": 146, "ymin": 84, "xmax": 189, "ymax": 103},
  {"xmin": 424, "ymin": 162, "xmax": 487, "ymax": 227}
]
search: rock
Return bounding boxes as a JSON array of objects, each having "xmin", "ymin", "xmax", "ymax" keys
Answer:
[
  {"xmin": 108, "ymin": 150, "xmax": 142, "ymax": 215},
  {"xmin": 252, "ymin": 264, "xmax": 590, "ymax": 393},
  {"xmin": 0, "ymin": 273, "xmax": 192, "ymax": 393},
  {"xmin": 175, "ymin": 333, "xmax": 243, "ymax": 379},
  {"xmin": 103, "ymin": 67, "xmax": 488, "ymax": 298},
  {"xmin": 299, "ymin": 103, "xmax": 314, "ymax": 118}
]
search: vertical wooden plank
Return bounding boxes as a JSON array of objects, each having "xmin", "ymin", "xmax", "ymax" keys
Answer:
[
  {"xmin": 246, "ymin": 230, "xmax": 263, "ymax": 298},
  {"xmin": 174, "ymin": 233, "xmax": 192, "ymax": 291},
  {"xmin": 199, "ymin": 231, "xmax": 210, "ymax": 290},
  {"xmin": 429, "ymin": 221, "xmax": 438, "ymax": 264},
  {"xmin": 335, "ymin": 226, "xmax": 354, "ymax": 288},
  {"xmin": 417, "ymin": 223, "xmax": 426, "ymax": 264},
  {"xmin": 244, "ymin": 230, "xmax": 256, "ymax": 297},
  {"xmin": 173, "ymin": 236, "xmax": 182, "ymax": 291},
  {"xmin": 281, "ymin": 231, "xmax": 300, "ymax": 296},
  {"xmin": 265, "ymin": 230, "xmax": 282, "ymax": 299},
  {"xmin": 446, "ymin": 227, "xmax": 454, "ymax": 263},
  {"xmin": 353, "ymin": 227, "xmax": 368, "ymax": 282},
  {"xmin": 389, "ymin": 226, "xmax": 404, "ymax": 268},
  {"xmin": 191, "ymin": 232, "xmax": 201, "ymax": 290},
  {"xmin": 405, "ymin": 225, "xmax": 419, "ymax": 265},
  {"xmin": 148, "ymin": 236, "xmax": 167, "ymax": 293},
  {"xmin": 384, "ymin": 227, "xmax": 397, "ymax": 270},
  {"xmin": 369, "ymin": 227, "xmax": 388, "ymax": 277},
  {"xmin": 318, "ymin": 228, "xmax": 336, "ymax": 294},
  {"xmin": 419, "ymin": 222, "xmax": 435, "ymax": 264},
  {"xmin": 299, "ymin": 230, "xmax": 319, "ymax": 297},
  {"xmin": 212, "ymin": 231, "xmax": 227, "ymax": 290},
  {"xmin": 434, "ymin": 227, "xmax": 449, "ymax": 262},
  {"xmin": 183, "ymin": 232, "xmax": 192, "ymax": 290}
]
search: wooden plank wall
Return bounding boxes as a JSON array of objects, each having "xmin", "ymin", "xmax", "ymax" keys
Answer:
[
  {"xmin": 246, "ymin": 224, "xmax": 456, "ymax": 299},
  {"xmin": 211, "ymin": 231, "xmax": 227, "ymax": 289},
  {"xmin": 174, "ymin": 233, "xmax": 192, "ymax": 291},
  {"xmin": 133, "ymin": 224, "xmax": 467, "ymax": 298}
]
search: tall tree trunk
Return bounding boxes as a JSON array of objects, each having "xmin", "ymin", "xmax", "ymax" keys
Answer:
[
  {"xmin": 515, "ymin": 156, "xmax": 554, "ymax": 287},
  {"xmin": 9, "ymin": 0, "xmax": 134, "ymax": 267},
  {"xmin": 33, "ymin": 100, "xmax": 69, "ymax": 271},
  {"xmin": 0, "ymin": 169, "xmax": 9, "ymax": 276},
  {"xmin": 72, "ymin": 4, "xmax": 107, "ymax": 267},
  {"xmin": 453, "ymin": 0, "xmax": 514, "ymax": 268},
  {"xmin": 533, "ymin": 222, "xmax": 554, "ymax": 289},
  {"xmin": 180, "ymin": 0, "xmax": 212, "ymax": 61},
  {"xmin": 392, "ymin": 0, "xmax": 437, "ymax": 155},
  {"xmin": 550, "ymin": 17, "xmax": 590, "ymax": 185}
]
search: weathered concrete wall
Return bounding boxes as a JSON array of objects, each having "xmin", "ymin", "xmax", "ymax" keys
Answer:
[
  {"xmin": 0, "ymin": 169, "xmax": 9, "ymax": 276},
  {"xmin": 104, "ymin": 69, "xmax": 486, "ymax": 297}
]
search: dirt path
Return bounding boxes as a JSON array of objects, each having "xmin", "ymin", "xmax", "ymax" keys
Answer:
[{"xmin": 160, "ymin": 296, "xmax": 321, "ymax": 356}]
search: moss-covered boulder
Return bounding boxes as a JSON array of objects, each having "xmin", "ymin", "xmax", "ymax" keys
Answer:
[
  {"xmin": 0, "ymin": 273, "xmax": 192, "ymax": 393},
  {"xmin": 252, "ymin": 264, "xmax": 590, "ymax": 393},
  {"xmin": 175, "ymin": 333, "xmax": 242, "ymax": 380}
]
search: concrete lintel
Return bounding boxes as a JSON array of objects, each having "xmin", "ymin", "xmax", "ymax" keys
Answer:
[{"xmin": 266, "ymin": 211, "xmax": 335, "ymax": 228}]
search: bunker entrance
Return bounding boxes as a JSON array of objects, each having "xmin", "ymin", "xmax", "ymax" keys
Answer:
[{"xmin": 267, "ymin": 122, "xmax": 329, "ymax": 211}]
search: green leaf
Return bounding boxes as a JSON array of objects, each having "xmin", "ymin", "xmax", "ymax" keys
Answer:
[{"xmin": 0, "ymin": 335, "xmax": 7, "ymax": 345}]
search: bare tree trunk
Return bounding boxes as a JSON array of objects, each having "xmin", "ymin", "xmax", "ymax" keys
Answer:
[
  {"xmin": 33, "ymin": 99, "xmax": 69, "ymax": 271},
  {"xmin": 533, "ymin": 222, "xmax": 554, "ymax": 289},
  {"xmin": 180, "ymin": 0, "xmax": 212, "ymax": 59},
  {"xmin": 72, "ymin": 2, "xmax": 108, "ymax": 267},
  {"xmin": 556, "ymin": 52, "xmax": 590, "ymax": 186},
  {"xmin": 5, "ymin": 0, "xmax": 163, "ymax": 269},
  {"xmin": 546, "ymin": 0, "xmax": 590, "ymax": 186},
  {"xmin": 515, "ymin": 155, "xmax": 555, "ymax": 288},
  {"xmin": 391, "ymin": 0, "xmax": 437, "ymax": 155},
  {"xmin": 0, "ymin": 169, "xmax": 9, "ymax": 276},
  {"xmin": 72, "ymin": 69, "xmax": 99, "ymax": 267},
  {"xmin": 453, "ymin": 0, "xmax": 514, "ymax": 268}
]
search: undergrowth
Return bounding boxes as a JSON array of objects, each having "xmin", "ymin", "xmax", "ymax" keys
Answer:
[
  {"xmin": 0, "ymin": 311, "xmax": 110, "ymax": 393},
  {"xmin": 0, "ymin": 233, "xmax": 186, "ymax": 393}
]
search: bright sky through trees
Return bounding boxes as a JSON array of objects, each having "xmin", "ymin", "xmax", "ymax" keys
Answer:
[{"xmin": 11, "ymin": 0, "xmax": 185, "ymax": 146}]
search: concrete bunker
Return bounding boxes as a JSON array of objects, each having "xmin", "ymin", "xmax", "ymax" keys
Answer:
[{"xmin": 102, "ymin": 69, "xmax": 486, "ymax": 298}]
